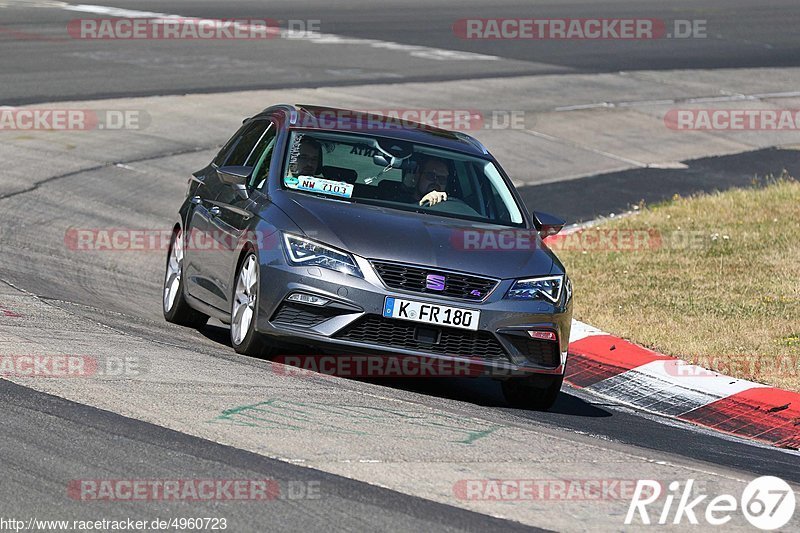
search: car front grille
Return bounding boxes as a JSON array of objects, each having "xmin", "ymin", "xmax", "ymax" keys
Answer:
[
  {"xmin": 334, "ymin": 315, "xmax": 508, "ymax": 360},
  {"xmin": 371, "ymin": 260, "xmax": 498, "ymax": 301},
  {"xmin": 505, "ymin": 335, "xmax": 561, "ymax": 367},
  {"xmin": 271, "ymin": 302, "xmax": 346, "ymax": 328}
]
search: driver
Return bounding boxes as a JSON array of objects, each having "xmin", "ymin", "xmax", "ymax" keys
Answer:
[{"xmin": 411, "ymin": 155, "xmax": 452, "ymax": 206}]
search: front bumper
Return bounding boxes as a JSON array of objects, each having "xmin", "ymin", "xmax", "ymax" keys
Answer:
[{"xmin": 255, "ymin": 252, "xmax": 573, "ymax": 378}]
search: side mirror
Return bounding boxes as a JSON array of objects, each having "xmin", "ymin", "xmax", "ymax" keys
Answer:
[
  {"xmin": 217, "ymin": 165, "xmax": 253, "ymax": 186},
  {"xmin": 533, "ymin": 211, "xmax": 565, "ymax": 238}
]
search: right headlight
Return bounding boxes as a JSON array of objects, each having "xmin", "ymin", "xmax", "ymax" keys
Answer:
[
  {"xmin": 282, "ymin": 233, "xmax": 363, "ymax": 278},
  {"xmin": 505, "ymin": 275, "xmax": 564, "ymax": 303}
]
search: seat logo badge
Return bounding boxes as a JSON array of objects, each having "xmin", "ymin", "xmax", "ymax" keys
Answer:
[{"xmin": 425, "ymin": 274, "xmax": 446, "ymax": 291}]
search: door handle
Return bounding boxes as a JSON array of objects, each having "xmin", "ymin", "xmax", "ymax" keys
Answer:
[
  {"xmin": 209, "ymin": 206, "xmax": 221, "ymax": 217},
  {"xmin": 190, "ymin": 196, "xmax": 202, "ymax": 205}
]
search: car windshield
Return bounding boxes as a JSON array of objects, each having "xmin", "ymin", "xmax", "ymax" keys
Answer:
[{"xmin": 280, "ymin": 130, "xmax": 525, "ymax": 226}]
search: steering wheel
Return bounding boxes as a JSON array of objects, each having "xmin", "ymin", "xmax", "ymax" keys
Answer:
[{"xmin": 424, "ymin": 196, "xmax": 480, "ymax": 216}]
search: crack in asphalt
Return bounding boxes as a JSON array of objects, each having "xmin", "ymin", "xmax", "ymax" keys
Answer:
[{"xmin": 0, "ymin": 144, "xmax": 214, "ymax": 201}]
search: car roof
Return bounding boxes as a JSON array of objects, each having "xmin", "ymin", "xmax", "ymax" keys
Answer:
[{"xmin": 254, "ymin": 104, "xmax": 492, "ymax": 158}]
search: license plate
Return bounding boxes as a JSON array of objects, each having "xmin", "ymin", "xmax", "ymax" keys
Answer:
[{"xmin": 382, "ymin": 297, "xmax": 480, "ymax": 331}]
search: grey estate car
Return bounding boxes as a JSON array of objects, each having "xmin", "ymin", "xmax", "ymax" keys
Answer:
[{"xmin": 163, "ymin": 104, "xmax": 573, "ymax": 410}]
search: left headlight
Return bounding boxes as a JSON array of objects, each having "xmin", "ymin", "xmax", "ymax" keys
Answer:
[
  {"xmin": 505, "ymin": 275, "xmax": 564, "ymax": 303},
  {"xmin": 282, "ymin": 233, "xmax": 363, "ymax": 278}
]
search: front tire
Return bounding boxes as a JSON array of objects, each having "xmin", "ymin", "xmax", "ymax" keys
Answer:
[
  {"xmin": 501, "ymin": 374, "xmax": 563, "ymax": 411},
  {"xmin": 163, "ymin": 228, "xmax": 208, "ymax": 328},
  {"xmin": 230, "ymin": 253, "xmax": 273, "ymax": 357}
]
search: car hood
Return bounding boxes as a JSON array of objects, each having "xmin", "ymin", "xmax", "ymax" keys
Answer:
[{"xmin": 270, "ymin": 192, "xmax": 558, "ymax": 280}]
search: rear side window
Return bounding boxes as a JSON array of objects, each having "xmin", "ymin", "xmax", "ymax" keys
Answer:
[{"xmin": 214, "ymin": 120, "xmax": 270, "ymax": 167}]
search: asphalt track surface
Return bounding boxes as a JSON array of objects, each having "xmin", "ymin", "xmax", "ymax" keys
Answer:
[
  {"xmin": 1, "ymin": 0, "xmax": 799, "ymax": 104},
  {"xmin": 0, "ymin": 379, "xmax": 538, "ymax": 532},
  {"xmin": 2, "ymin": 1, "xmax": 800, "ymax": 531}
]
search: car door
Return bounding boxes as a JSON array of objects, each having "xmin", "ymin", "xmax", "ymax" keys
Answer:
[
  {"xmin": 203, "ymin": 119, "xmax": 278, "ymax": 312},
  {"xmin": 184, "ymin": 119, "xmax": 272, "ymax": 311}
]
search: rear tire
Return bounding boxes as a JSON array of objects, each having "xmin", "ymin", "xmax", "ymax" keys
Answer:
[
  {"xmin": 230, "ymin": 253, "xmax": 274, "ymax": 357},
  {"xmin": 501, "ymin": 374, "xmax": 563, "ymax": 411},
  {"xmin": 163, "ymin": 228, "xmax": 208, "ymax": 329}
]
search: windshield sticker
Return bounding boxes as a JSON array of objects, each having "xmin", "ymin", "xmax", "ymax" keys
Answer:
[
  {"xmin": 349, "ymin": 144, "xmax": 379, "ymax": 157},
  {"xmin": 284, "ymin": 175, "xmax": 354, "ymax": 199},
  {"xmin": 288, "ymin": 134, "xmax": 303, "ymax": 170}
]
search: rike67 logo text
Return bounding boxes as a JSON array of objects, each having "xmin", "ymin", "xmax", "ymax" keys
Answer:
[{"xmin": 626, "ymin": 477, "xmax": 795, "ymax": 530}]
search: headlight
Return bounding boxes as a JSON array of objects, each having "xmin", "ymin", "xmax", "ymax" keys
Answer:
[
  {"xmin": 505, "ymin": 275, "xmax": 564, "ymax": 302},
  {"xmin": 282, "ymin": 233, "xmax": 363, "ymax": 278}
]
